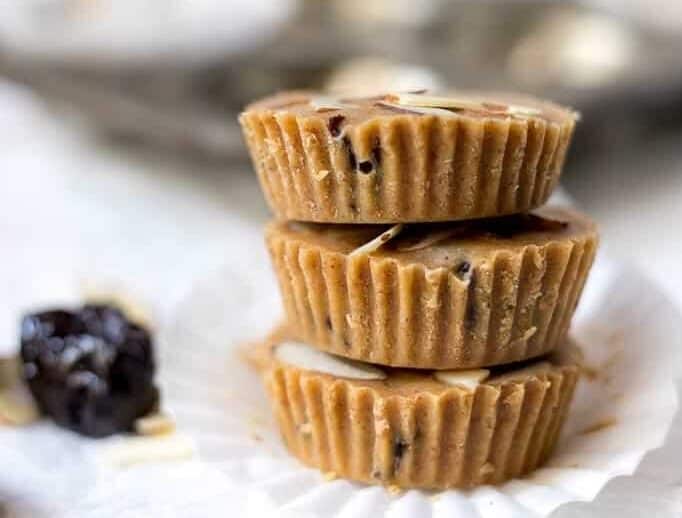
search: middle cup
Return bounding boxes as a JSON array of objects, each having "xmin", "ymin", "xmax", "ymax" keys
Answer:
[{"xmin": 265, "ymin": 206, "xmax": 597, "ymax": 369}]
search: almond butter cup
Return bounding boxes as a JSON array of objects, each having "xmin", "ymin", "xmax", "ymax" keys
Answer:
[
  {"xmin": 265, "ymin": 207, "xmax": 598, "ymax": 369},
  {"xmin": 240, "ymin": 91, "xmax": 578, "ymax": 223},
  {"xmin": 252, "ymin": 328, "xmax": 581, "ymax": 490}
]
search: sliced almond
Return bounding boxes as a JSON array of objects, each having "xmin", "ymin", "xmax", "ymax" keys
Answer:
[
  {"xmin": 97, "ymin": 433, "xmax": 196, "ymax": 469},
  {"xmin": 0, "ymin": 356, "xmax": 20, "ymax": 389},
  {"xmin": 378, "ymin": 101, "xmax": 459, "ymax": 118},
  {"xmin": 396, "ymin": 228, "xmax": 463, "ymax": 252},
  {"xmin": 434, "ymin": 369, "xmax": 490, "ymax": 390},
  {"xmin": 388, "ymin": 93, "xmax": 542, "ymax": 119},
  {"xmin": 387, "ymin": 484, "xmax": 403, "ymax": 496},
  {"xmin": 309, "ymin": 95, "xmax": 351, "ymax": 112},
  {"xmin": 489, "ymin": 362, "xmax": 552, "ymax": 384},
  {"xmin": 0, "ymin": 385, "xmax": 40, "ymax": 426},
  {"xmin": 390, "ymin": 92, "xmax": 485, "ymax": 111},
  {"xmin": 323, "ymin": 471, "xmax": 338, "ymax": 481},
  {"xmin": 520, "ymin": 326, "xmax": 538, "ymax": 341},
  {"xmin": 350, "ymin": 224, "xmax": 403, "ymax": 257},
  {"xmin": 507, "ymin": 104, "xmax": 543, "ymax": 117},
  {"xmin": 275, "ymin": 341, "xmax": 386, "ymax": 380},
  {"xmin": 134, "ymin": 412, "xmax": 175, "ymax": 436}
]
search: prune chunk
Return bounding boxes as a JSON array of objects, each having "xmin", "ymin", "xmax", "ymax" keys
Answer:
[
  {"xmin": 328, "ymin": 114, "xmax": 346, "ymax": 138},
  {"xmin": 20, "ymin": 304, "xmax": 158, "ymax": 437}
]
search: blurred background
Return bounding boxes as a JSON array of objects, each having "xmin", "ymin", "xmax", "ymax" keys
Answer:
[{"xmin": 1, "ymin": 0, "xmax": 682, "ymax": 339}]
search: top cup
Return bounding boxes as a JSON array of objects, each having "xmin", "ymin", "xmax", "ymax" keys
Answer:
[{"xmin": 239, "ymin": 91, "xmax": 579, "ymax": 224}]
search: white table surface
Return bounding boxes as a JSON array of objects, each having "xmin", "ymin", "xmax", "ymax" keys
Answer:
[{"xmin": 1, "ymin": 79, "xmax": 681, "ymax": 517}]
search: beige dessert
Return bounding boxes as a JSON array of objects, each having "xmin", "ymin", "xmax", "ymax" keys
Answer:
[
  {"xmin": 240, "ymin": 90, "xmax": 578, "ymax": 223},
  {"xmin": 249, "ymin": 326, "xmax": 581, "ymax": 490},
  {"xmin": 265, "ymin": 206, "xmax": 598, "ymax": 369}
]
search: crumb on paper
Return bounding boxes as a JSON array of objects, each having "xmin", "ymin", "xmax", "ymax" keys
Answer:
[
  {"xmin": 0, "ymin": 385, "xmax": 40, "ymax": 426},
  {"xmin": 237, "ymin": 330, "xmax": 288, "ymax": 372},
  {"xmin": 134, "ymin": 412, "xmax": 175, "ymax": 436},
  {"xmin": 323, "ymin": 471, "xmax": 338, "ymax": 481},
  {"xmin": 237, "ymin": 343, "xmax": 262, "ymax": 370},
  {"xmin": 578, "ymin": 417, "xmax": 618, "ymax": 435},
  {"xmin": 251, "ymin": 432, "xmax": 263, "ymax": 442},
  {"xmin": 581, "ymin": 353, "xmax": 622, "ymax": 386},
  {"xmin": 581, "ymin": 363, "xmax": 599, "ymax": 381},
  {"xmin": 248, "ymin": 414, "xmax": 267, "ymax": 428},
  {"xmin": 602, "ymin": 349, "xmax": 623, "ymax": 372},
  {"xmin": 606, "ymin": 329, "xmax": 625, "ymax": 349},
  {"xmin": 0, "ymin": 356, "xmax": 20, "ymax": 389},
  {"xmin": 97, "ymin": 433, "xmax": 196, "ymax": 469},
  {"xmin": 386, "ymin": 484, "xmax": 402, "ymax": 496},
  {"xmin": 574, "ymin": 330, "xmax": 624, "ymax": 384}
]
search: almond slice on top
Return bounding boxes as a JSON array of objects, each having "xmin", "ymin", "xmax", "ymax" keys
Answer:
[
  {"xmin": 434, "ymin": 369, "xmax": 490, "ymax": 390},
  {"xmin": 350, "ymin": 224, "xmax": 403, "ymax": 257}
]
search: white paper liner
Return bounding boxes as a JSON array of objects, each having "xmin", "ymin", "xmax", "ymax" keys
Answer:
[
  {"xmin": 158, "ymin": 253, "xmax": 679, "ymax": 518},
  {"xmin": 0, "ymin": 252, "xmax": 679, "ymax": 517}
]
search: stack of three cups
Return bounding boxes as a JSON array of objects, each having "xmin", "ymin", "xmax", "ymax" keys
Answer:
[{"xmin": 239, "ymin": 90, "xmax": 598, "ymax": 489}]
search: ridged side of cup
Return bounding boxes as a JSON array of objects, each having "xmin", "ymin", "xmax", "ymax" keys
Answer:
[
  {"xmin": 265, "ymin": 226, "xmax": 598, "ymax": 369},
  {"xmin": 263, "ymin": 361, "xmax": 579, "ymax": 489},
  {"xmin": 240, "ymin": 111, "xmax": 575, "ymax": 223}
]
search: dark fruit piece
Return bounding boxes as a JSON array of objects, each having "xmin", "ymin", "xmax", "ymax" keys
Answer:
[
  {"xmin": 357, "ymin": 160, "xmax": 374, "ymax": 174},
  {"xmin": 392, "ymin": 437, "xmax": 409, "ymax": 475},
  {"xmin": 464, "ymin": 270, "xmax": 478, "ymax": 330},
  {"xmin": 342, "ymin": 135, "xmax": 357, "ymax": 170},
  {"xmin": 327, "ymin": 114, "xmax": 346, "ymax": 138},
  {"xmin": 454, "ymin": 260, "xmax": 472, "ymax": 281},
  {"xmin": 20, "ymin": 304, "xmax": 158, "ymax": 438}
]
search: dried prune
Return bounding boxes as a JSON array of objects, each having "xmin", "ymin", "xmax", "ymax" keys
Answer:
[
  {"xmin": 393, "ymin": 437, "xmax": 410, "ymax": 475},
  {"xmin": 342, "ymin": 136, "xmax": 357, "ymax": 169},
  {"xmin": 357, "ymin": 160, "xmax": 374, "ymax": 173},
  {"xmin": 328, "ymin": 114, "xmax": 346, "ymax": 138},
  {"xmin": 464, "ymin": 270, "xmax": 478, "ymax": 330},
  {"xmin": 454, "ymin": 260, "xmax": 472, "ymax": 281},
  {"xmin": 355, "ymin": 140, "xmax": 382, "ymax": 174},
  {"xmin": 20, "ymin": 304, "xmax": 158, "ymax": 438}
]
